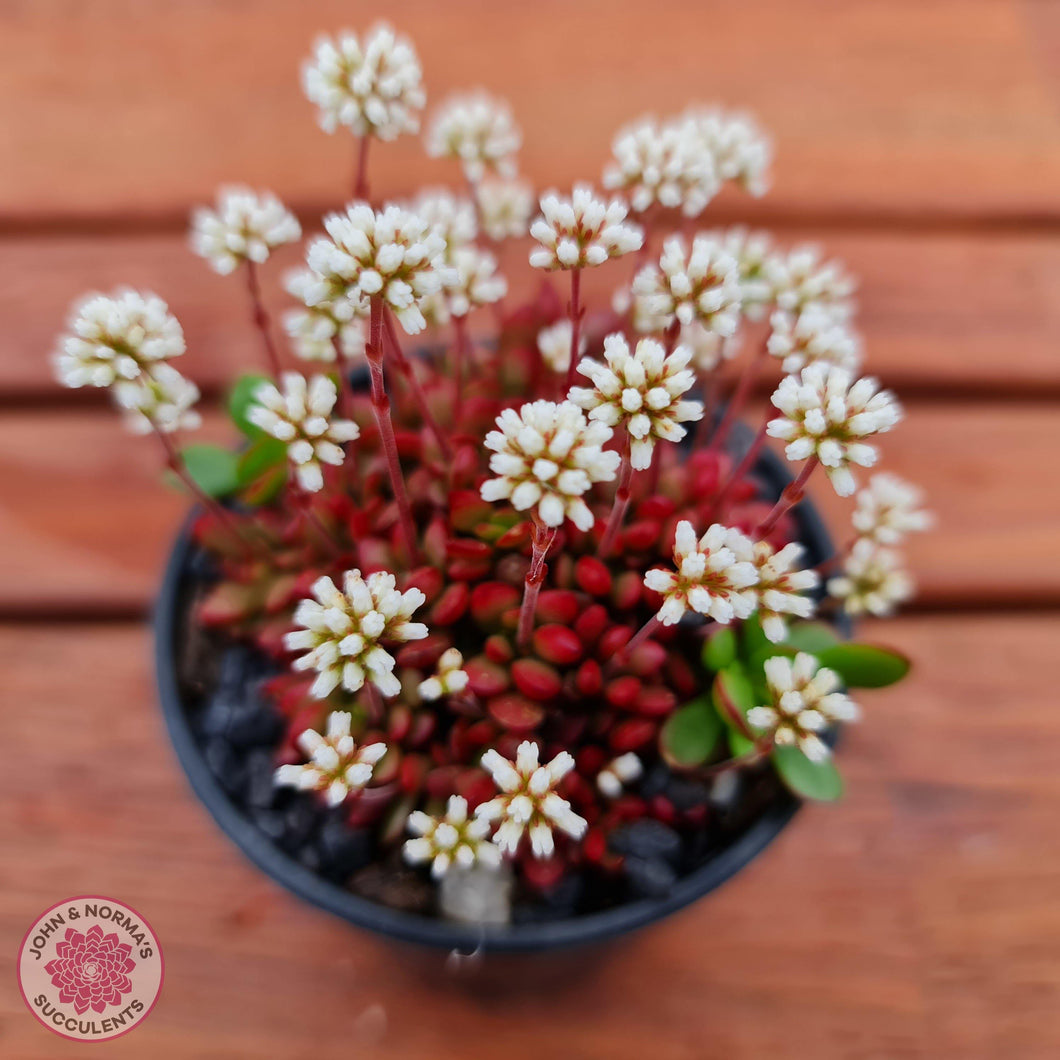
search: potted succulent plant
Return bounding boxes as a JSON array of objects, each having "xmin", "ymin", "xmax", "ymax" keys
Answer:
[{"xmin": 54, "ymin": 23, "xmax": 930, "ymax": 951}]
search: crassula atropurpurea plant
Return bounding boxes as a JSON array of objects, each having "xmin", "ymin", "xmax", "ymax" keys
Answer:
[{"xmin": 53, "ymin": 22, "xmax": 931, "ymax": 924}]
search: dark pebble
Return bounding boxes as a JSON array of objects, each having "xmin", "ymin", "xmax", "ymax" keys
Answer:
[
  {"xmin": 349, "ymin": 862, "xmax": 434, "ymax": 914},
  {"xmin": 512, "ymin": 873, "xmax": 584, "ymax": 923},
  {"xmin": 249, "ymin": 808, "xmax": 287, "ymax": 844},
  {"xmin": 278, "ymin": 797, "xmax": 320, "ymax": 854},
  {"xmin": 187, "ymin": 548, "xmax": 220, "ymax": 581},
  {"xmin": 297, "ymin": 844, "xmax": 323, "ymax": 872},
  {"xmin": 226, "ymin": 704, "xmax": 284, "ymax": 748},
  {"xmin": 608, "ymin": 819, "xmax": 683, "ymax": 866},
  {"xmin": 204, "ymin": 737, "xmax": 247, "ymax": 797},
  {"xmin": 316, "ymin": 815, "xmax": 373, "ymax": 879},
  {"xmin": 244, "ymin": 749, "xmax": 280, "ymax": 810},
  {"xmin": 666, "ymin": 776, "xmax": 711, "ymax": 812},
  {"xmin": 215, "ymin": 644, "xmax": 257, "ymax": 693},
  {"xmin": 623, "ymin": 855, "xmax": 677, "ymax": 899},
  {"xmin": 198, "ymin": 694, "xmax": 240, "ymax": 740},
  {"xmin": 639, "ymin": 763, "xmax": 671, "ymax": 800}
]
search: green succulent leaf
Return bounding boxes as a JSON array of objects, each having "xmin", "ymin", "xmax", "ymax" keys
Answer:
[
  {"xmin": 712, "ymin": 662, "xmax": 756, "ymax": 736},
  {"xmin": 814, "ymin": 643, "xmax": 911, "ymax": 688},
  {"xmin": 783, "ymin": 621, "xmax": 842, "ymax": 654},
  {"xmin": 728, "ymin": 730, "xmax": 756, "ymax": 756},
  {"xmin": 772, "ymin": 745, "xmax": 844, "ymax": 801},
  {"xmin": 228, "ymin": 373, "xmax": 271, "ymax": 438},
  {"xmin": 738, "ymin": 613, "xmax": 771, "ymax": 662},
  {"xmin": 702, "ymin": 627, "xmax": 737, "ymax": 672},
  {"xmin": 179, "ymin": 444, "xmax": 241, "ymax": 498},
  {"xmin": 660, "ymin": 697, "xmax": 723, "ymax": 768}
]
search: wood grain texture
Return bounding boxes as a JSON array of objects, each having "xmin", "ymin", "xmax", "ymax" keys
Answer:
[
  {"xmin": 7, "ymin": 227, "xmax": 1060, "ymax": 398},
  {"xmin": 2, "ymin": 1, "xmax": 1060, "ymax": 224},
  {"xmin": 1, "ymin": 402, "xmax": 1055, "ymax": 614},
  {"xmin": 0, "ymin": 615, "xmax": 1056, "ymax": 1058}
]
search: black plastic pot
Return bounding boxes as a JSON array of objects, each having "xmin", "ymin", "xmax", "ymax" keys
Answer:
[{"xmin": 154, "ymin": 436, "xmax": 838, "ymax": 952}]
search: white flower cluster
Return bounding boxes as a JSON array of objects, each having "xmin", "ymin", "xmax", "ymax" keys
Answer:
[
  {"xmin": 305, "ymin": 203, "xmax": 449, "ymax": 335},
  {"xmin": 767, "ymin": 364, "xmax": 901, "ymax": 497},
  {"xmin": 677, "ymin": 323, "xmax": 741, "ymax": 374},
  {"xmin": 596, "ymin": 753, "xmax": 643, "ymax": 798},
  {"xmin": 54, "ymin": 289, "xmax": 200, "ymax": 436},
  {"xmin": 764, "ymin": 245, "xmax": 856, "ymax": 314},
  {"xmin": 480, "ymin": 400, "xmax": 620, "ymax": 531},
  {"xmin": 274, "ymin": 711, "xmax": 387, "ymax": 806},
  {"xmin": 852, "ymin": 473, "xmax": 933, "ymax": 545},
  {"xmin": 568, "ymin": 333, "xmax": 703, "ymax": 470},
  {"xmin": 283, "ymin": 268, "xmax": 367, "ymax": 364},
  {"xmin": 537, "ymin": 319, "xmax": 586, "ymax": 375},
  {"xmin": 418, "ymin": 648, "xmax": 469, "ymax": 701},
  {"xmin": 285, "ymin": 570, "xmax": 428, "ymax": 699},
  {"xmin": 444, "ymin": 246, "xmax": 507, "ymax": 318},
  {"xmin": 529, "ymin": 185, "xmax": 642, "ymax": 271},
  {"xmin": 828, "ymin": 538, "xmax": 914, "ymax": 617},
  {"xmin": 632, "ymin": 234, "xmax": 742, "ymax": 338},
  {"xmin": 708, "ymin": 227, "xmax": 775, "ymax": 320},
  {"xmin": 190, "ymin": 187, "xmax": 301, "ymax": 276},
  {"xmin": 247, "ymin": 373, "xmax": 359, "ymax": 492},
  {"xmin": 426, "ymin": 92, "xmax": 521, "ymax": 181},
  {"xmin": 302, "ymin": 25, "xmax": 425, "ymax": 140},
  {"xmin": 751, "ymin": 541, "xmax": 819, "ymax": 643},
  {"xmin": 475, "ymin": 177, "xmax": 535, "ymax": 241},
  {"xmin": 644, "ymin": 520, "xmax": 759, "ymax": 626},
  {"xmin": 603, "ymin": 115, "xmax": 719, "ymax": 218},
  {"xmin": 767, "ymin": 305, "xmax": 861, "ymax": 376},
  {"xmin": 404, "ymin": 795, "xmax": 502, "ymax": 878},
  {"xmin": 748, "ymin": 653, "xmax": 859, "ymax": 762},
  {"xmin": 685, "ymin": 107, "xmax": 772, "ymax": 197},
  {"xmin": 408, "ymin": 188, "xmax": 478, "ymax": 252},
  {"xmin": 476, "ymin": 742, "xmax": 588, "ymax": 858}
]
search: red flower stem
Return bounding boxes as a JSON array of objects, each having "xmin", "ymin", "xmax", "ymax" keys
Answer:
[
  {"xmin": 367, "ymin": 295, "xmax": 420, "ymax": 561},
  {"xmin": 696, "ymin": 742, "xmax": 773, "ymax": 780},
  {"xmin": 153, "ymin": 427, "xmax": 261, "ymax": 557},
  {"xmin": 563, "ymin": 267, "xmax": 583, "ymax": 393},
  {"xmin": 664, "ymin": 318, "xmax": 680, "ymax": 353},
  {"xmin": 598, "ymin": 442, "xmax": 633, "ymax": 557},
  {"xmin": 298, "ymin": 493, "xmax": 345, "ymax": 558},
  {"xmin": 383, "ymin": 308, "xmax": 453, "ymax": 459},
  {"xmin": 708, "ymin": 335, "xmax": 769, "ymax": 455},
  {"xmin": 244, "ymin": 261, "xmax": 282, "ymax": 377},
  {"xmin": 363, "ymin": 679, "xmax": 384, "ymax": 722},
  {"xmin": 353, "ymin": 135, "xmax": 371, "ymax": 201},
  {"xmin": 708, "ymin": 405, "xmax": 772, "ymax": 519},
  {"xmin": 754, "ymin": 456, "xmax": 820, "ymax": 539},
  {"xmin": 452, "ymin": 313, "xmax": 471, "ymax": 424},
  {"xmin": 517, "ymin": 520, "xmax": 558, "ymax": 649},
  {"xmin": 329, "ymin": 336, "xmax": 355, "ymax": 420},
  {"xmin": 622, "ymin": 614, "xmax": 661, "ymax": 659}
]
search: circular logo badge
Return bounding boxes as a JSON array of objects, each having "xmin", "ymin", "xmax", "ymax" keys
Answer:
[{"xmin": 17, "ymin": 896, "xmax": 163, "ymax": 1042}]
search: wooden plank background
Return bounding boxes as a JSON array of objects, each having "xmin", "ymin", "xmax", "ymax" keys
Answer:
[{"xmin": 1, "ymin": 2, "xmax": 1058, "ymax": 1056}]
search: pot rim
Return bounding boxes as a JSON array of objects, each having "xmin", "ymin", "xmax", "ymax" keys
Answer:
[{"xmin": 154, "ymin": 437, "xmax": 836, "ymax": 952}]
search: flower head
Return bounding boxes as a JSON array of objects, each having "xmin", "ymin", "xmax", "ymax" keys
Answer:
[
  {"xmin": 283, "ymin": 268, "xmax": 367, "ymax": 364},
  {"xmin": 644, "ymin": 520, "xmax": 759, "ymax": 625},
  {"xmin": 765, "ymin": 245, "xmax": 856, "ymax": 314},
  {"xmin": 54, "ymin": 289, "xmax": 185, "ymax": 390},
  {"xmin": 747, "ymin": 653, "xmax": 858, "ymax": 762},
  {"xmin": 677, "ymin": 322, "xmax": 741, "ymax": 373},
  {"xmin": 767, "ymin": 305, "xmax": 861, "ymax": 375},
  {"xmin": 603, "ymin": 115, "xmax": 718, "ymax": 217},
  {"xmin": 767, "ymin": 364, "xmax": 901, "ymax": 496},
  {"xmin": 404, "ymin": 795, "xmax": 502, "ymax": 878},
  {"xmin": 480, "ymin": 400, "xmax": 620, "ymax": 531},
  {"xmin": 529, "ymin": 185, "xmax": 642, "ymax": 271},
  {"xmin": 475, "ymin": 177, "xmax": 535, "ymax": 241},
  {"xmin": 418, "ymin": 648, "xmax": 469, "ymax": 701},
  {"xmin": 426, "ymin": 92, "xmax": 521, "ymax": 181},
  {"xmin": 190, "ymin": 187, "xmax": 300, "ymax": 276},
  {"xmin": 536, "ymin": 319, "xmax": 586, "ymax": 375},
  {"xmin": 306, "ymin": 203, "xmax": 448, "ymax": 334},
  {"xmin": 596, "ymin": 753, "xmax": 643, "ymax": 798},
  {"xmin": 302, "ymin": 25, "xmax": 425, "ymax": 140},
  {"xmin": 708, "ymin": 227, "xmax": 775, "ymax": 319},
  {"xmin": 407, "ymin": 188, "xmax": 478, "ymax": 253},
  {"xmin": 751, "ymin": 541, "xmax": 819, "ymax": 643},
  {"xmin": 852, "ymin": 473, "xmax": 933, "ymax": 545},
  {"xmin": 827, "ymin": 539, "xmax": 914, "ymax": 616},
  {"xmin": 246, "ymin": 373, "xmax": 359, "ymax": 492},
  {"xmin": 632, "ymin": 234, "xmax": 742, "ymax": 337},
  {"xmin": 685, "ymin": 107, "xmax": 772, "ymax": 196},
  {"xmin": 113, "ymin": 364, "xmax": 201, "ymax": 435},
  {"xmin": 285, "ymin": 570, "xmax": 428, "ymax": 699},
  {"xmin": 444, "ymin": 246, "xmax": 508, "ymax": 317},
  {"xmin": 476, "ymin": 742, "xmax": 587, "ymax": 858},
  {"xmin": 274, "ymin": 710, "xmax": 387, "ymax": 806},
  {"xmin": 569, "ymin": 333, "xmax": 703, "ymax": 470}
]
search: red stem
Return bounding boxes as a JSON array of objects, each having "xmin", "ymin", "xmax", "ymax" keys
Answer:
[
  {"xmin": 517, "ymin": 521, "xmax": 558, "ymax": 648},
  {"xmin": 598, "ymin": 444, "xmax": 633, "ymax": 557},
  {"xmin": 755, "ymin": 456, "xmax": 820, "ymax": 539},
  {"xmin": 244, "ymin": 261, "xmax": 281, "ymax": 377},
  {"xmin": 367, "ymin": 296, "xmax": 420, "ymax": 561},
  {"xmin": 622, "ymin": 614, "xmax": 661, "ymax": 659},
  {"xmin": 383, "ymin": 309, "xmax": 453, "ymax": 459},
  {"xmin": 563, "ymin": 268, "xmax": 583, "ymax": 393},
  {"xmin": 708, "ymin": 336, "xmax": 769, "ymax": 455},
  {"xmin": 708, "ymin": 406, "xmax": 772, "ymax": 519},
  {"xmin": 353, "ymin": 135, "xmax": 371, "ymax": 201}
]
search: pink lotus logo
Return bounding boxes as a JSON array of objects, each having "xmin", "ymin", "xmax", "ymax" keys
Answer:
[{"xmin": 45, "ymin": 924, "xmax": 136, "ymax": 1015}]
